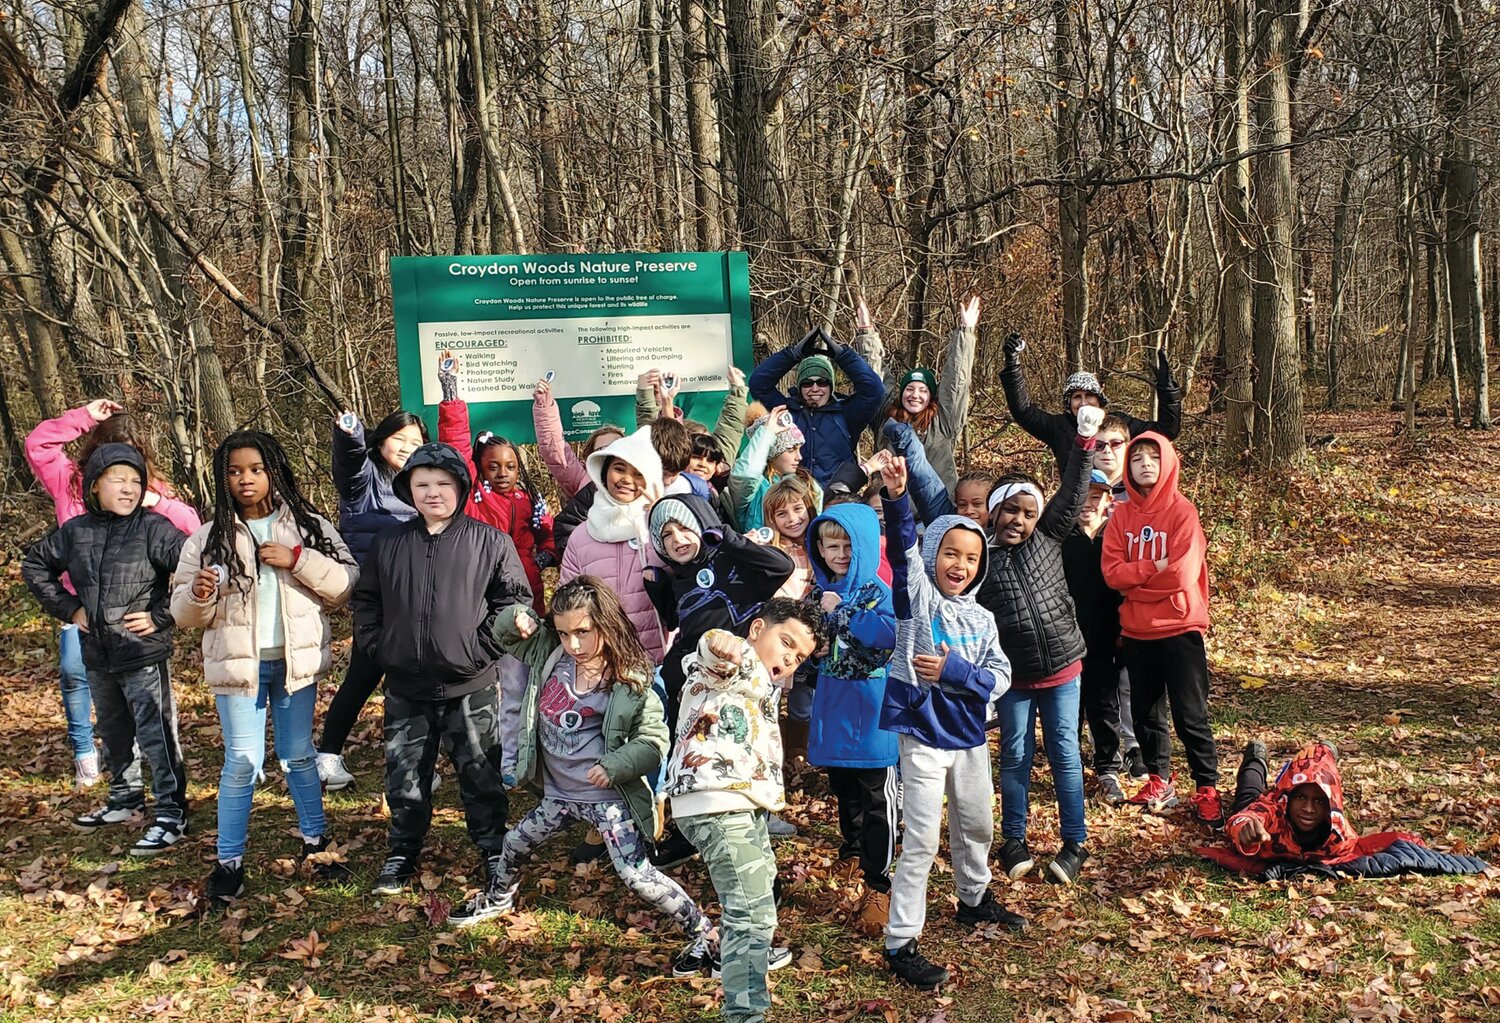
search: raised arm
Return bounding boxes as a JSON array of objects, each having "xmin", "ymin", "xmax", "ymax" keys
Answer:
[
  {"xmin": 25, "ymin": 404, "xmax": 99, "ymax": 508},
  {"xmin": 1149, "ymin": 349, "xmax": 1184, "ymax": 441},
  {"xmin": 1037, "ymin": 413, "xmax": 1099, "ymax": 542},
  {"xmin": 728, "ymin": 421, "xmax": 776, "ymax": 527},
  {"xmin": 331, "ymin": 414, "xmax": 372, "ymax": 503},
  {"xmin": 532, "ymin": 378, "xmax": 591, "ymax": 500},
  {"xmin": 833, "ymin": 341, "xmax": 886, "ymax": 434},
  {"xmin": 934, "ymin": 301, "xmax": 980, "ymax": 442},
  {"xmin": 747, "ymin": 343, "xmax": 800, "ymax": 410},
  {"xmin": 710, "ymin": 367, "xmax": 749, "ymax": 463},
  {"xmin": 1000, "ymin": 334, "xmax": 1062, "ymax": 444}
]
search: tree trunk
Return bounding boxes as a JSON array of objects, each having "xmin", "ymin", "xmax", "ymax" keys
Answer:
[
  {"xmin": 377, "ymin": 0, "xmax": 410, "ymax": 254},
  {"xmin": 902, "ymin": 0, "xmax": 937, "ymax": 361},
  {"xmin": 1325, "ymin": 144, "xmax": 1360, "ymax": 410},
  {"xmin": 681, "ymin": 0, "xmax": 724, "ymax": 251},
  {"xmin": 1053, "ymin": 0, "xmax": 1089, "ymax": 372},
  {"xmin": 532, "ymin": 0, "xmax": 570, "ymax": 252},
  {"xmin": 1219, "ymin": 0, "xmax": 1254, "ymax": 452}
]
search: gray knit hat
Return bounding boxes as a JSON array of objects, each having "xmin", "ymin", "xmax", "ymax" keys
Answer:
[
  {"xmin": 648, "ymin": 496, "xmax": 705, "ymax": 560},
  {"xmin": 1062, "ymin": 371, "xmax": 1107, "ymax": 407}
]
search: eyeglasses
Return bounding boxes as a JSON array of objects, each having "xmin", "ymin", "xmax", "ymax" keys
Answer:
[
  {"xmin": 800, "ymin": 378, "xmax": 831, "ymax": 388},
  {"xmin": 1097, "ymin": 439, "xmax": 1127, "ymax": 450}
]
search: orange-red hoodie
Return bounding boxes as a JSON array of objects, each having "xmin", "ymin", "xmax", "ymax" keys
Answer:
[{"xmin": 1100, "ymin": 431, "xmax": 1209, "ymax": 640}]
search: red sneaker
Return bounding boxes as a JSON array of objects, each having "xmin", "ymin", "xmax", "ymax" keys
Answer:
[
  {"xmin": 1127, "ymin": 773, "xmax": 1179, "ymax": 811},
  {"xmin": 1191, "ymin": 785, "xmax": 1225, "ymax": 826}
]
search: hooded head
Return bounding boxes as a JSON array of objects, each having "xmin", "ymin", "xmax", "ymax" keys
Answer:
[
  {"xmin": 1272, "ymin": 741, "xmax": 1345, "ymax": 850},
  {"xmin": 921, "ymin": 514, "xmax": 990, "ymax": 598},
  {"xmin": 586, "ymin": 427, "xmax": 664, "ymax": 508},
  {"xmin": 83, "ymin": 443, "xmax": 147, "ymax": 516},
  {"xmin": 1122, "ymin": 431, "xmax": 1181, "ymax": 509},
  {"xmin": 648, "ymin": 493, "xmax": 723, "ymax": 565},
  {"xmin": 394, "ymin": 442, "xmax": 471, "ymax": 517},
  {"xmin": 806, "ymin": 502, "xmax": 881, "ymax": 596}
]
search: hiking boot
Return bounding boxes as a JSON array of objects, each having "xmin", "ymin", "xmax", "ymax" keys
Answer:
[
  {"xmin": 317, "ymin": 753, "xmax": 354, "ymax": 791},
  {"xmin": 73, "ymin": 802, "xmax": 143, "ymax": 830},
  {"xmin": 649, "ymin": 829, "xmax": 698, "ymax": 870},
  {"xmin": 1097, "ymin": 772, "xmax": 1126, "ymax": 805},
  {"xmin": 1129, "ymin": 773, "xmax": 1179, "ymax": 812},
  {"xmin": 853, "ymin": 888, "xmax": 890, "ymax": 936},
  {"xmin": 885, "ymin": 939, "xmax": 949, "ymax": 990},
  {"xmin": 570, "ymin": 833, "xmax": 607, "ymax": 865},
  {"xmin": 129, "ymin": 818, "xmax": 185, "ymax": 856},
  {"xmin": 1046, "ymin": 841, "xmax": 1089, "ymax": 885},
  {"xmin": 954, "ymin": 889, "xmax": 1027, "ymax": 932},
  {"xmin": 74, "ymin": 752, "xmax": 101, "ymax": 790},
  {"xmin": 1191, "ymin": 785, "xmax": 1225, "ymax": 827},
  {"xmin": 1124, "ymin": 747, "xmax": 1149, "ymax": 779},
  {"xmin": 371, "ymin": 854, "xmax": 418, "ymax": 895},
  {"xmin": 301, "ymin": 835, "xmax": 353, "ymax": 882},
  {"xmin": 998, "ymin": 837, "xmax": 1034, "ymax": 879},
  {"xmin": 203, "ymin": 861, "xmax": 245, "ymax": 913},
  {"xmin": 833, "ymin": 856, "xmax": 860, "ymax": 880}
]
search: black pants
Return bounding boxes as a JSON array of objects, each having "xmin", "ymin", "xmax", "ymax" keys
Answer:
[
  {"xmin": 318, "ymin": 642, "xmax": 383, "ymax": 755},
  {"xmin": 826, "ymin": 766, "xmax": 897, "ymax": 893},
  {"xmin": 1121, "ymin": 631, "xmax": 1219, "ymax": 788},
  {"xmin": 1229, "ymin": 747, "xmax": 1268, "ymax": 817},
  {"xmin": 1078, "ymin": 624, "xmax": 1123, "ymax": 774},
  {"xmin": 384, "ymin": 686, "xmax": 509, "ymax": 859}
]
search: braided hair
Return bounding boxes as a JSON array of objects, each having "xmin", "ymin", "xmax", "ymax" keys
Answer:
[
  {"xmin": 204, "ymin": 431, "xmax": 348, "ymax": 595},
  {"xmin": 473, "ymin": 431, "xmax": 548, "ymax": 530}
]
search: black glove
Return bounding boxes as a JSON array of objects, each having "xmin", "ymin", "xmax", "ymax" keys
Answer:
[
  {"xmin": 1156, "ymin": 347, "xmax": 1177, "ymax": 389},
  {"xmin": 792, "ymin": 327, "xmax": 823, "ymax": 361},
  {"xmin": 1003, "ymin": 332, "xmax": 1026, "ymax": 359}
]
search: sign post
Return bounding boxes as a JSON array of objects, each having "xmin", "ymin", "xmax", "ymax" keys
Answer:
[{"xmin": 392, "ymin": 252, "xmax": 752, "ymax": 442}]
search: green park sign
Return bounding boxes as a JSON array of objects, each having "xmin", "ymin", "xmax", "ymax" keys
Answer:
[{"xmin": 391, "ymin": 252, "xmax": 752, "ymax": 442}]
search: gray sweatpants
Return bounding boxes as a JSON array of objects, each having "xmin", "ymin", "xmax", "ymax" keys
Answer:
[
  {"xmin": 885, "ymin": 735, "xmax": 993, "ymax": 947},
  {"xmin": 90, "ymin": 661, "xmax": 188, "ymax": 823}
]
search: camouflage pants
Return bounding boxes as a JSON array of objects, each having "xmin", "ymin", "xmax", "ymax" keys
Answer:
[
  {"xmin": 679, "ymin": 810, "xmax": 777, "ymax": 1023},
  {"xmin": 384, "ymin": 686, "xmax": 509, "ymax": 858}
]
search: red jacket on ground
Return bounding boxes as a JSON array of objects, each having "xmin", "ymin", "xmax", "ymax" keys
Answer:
[
  {"xmin": 1100, "ymin": 431, "xmax": 1209, "ymax": 640},
  {"xmin": 438, "ymin": 399, "xmax": 555, "ymax": 614}
]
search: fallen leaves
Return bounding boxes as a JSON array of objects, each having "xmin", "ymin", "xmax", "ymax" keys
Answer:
[{"xmin": 278, "ymin": 929, "xmax": 328, "ymax": 969}]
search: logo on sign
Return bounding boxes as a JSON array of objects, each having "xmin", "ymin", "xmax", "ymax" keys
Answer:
[{"xmin": 570, "ymin": 400, "xmax": 603, "ymax": 430}]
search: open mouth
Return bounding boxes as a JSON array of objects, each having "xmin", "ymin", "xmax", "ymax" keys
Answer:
[{"xmin": 945, "ymin": 571, "xmax": 967, "ymax": 588}]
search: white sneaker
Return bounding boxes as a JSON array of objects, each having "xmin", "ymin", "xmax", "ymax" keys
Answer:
[
  {"xmin": 317, "ymin": 753, "xmax": 355, "ymax": 791},
  {"xmin": 74, "ymin": 752, "xmax": 101, "ymax": 790}
]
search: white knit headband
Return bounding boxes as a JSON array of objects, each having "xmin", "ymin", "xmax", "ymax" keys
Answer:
[{"xmin": 988, "ymin": 482, "xmax": 1044, "ymax": 514}]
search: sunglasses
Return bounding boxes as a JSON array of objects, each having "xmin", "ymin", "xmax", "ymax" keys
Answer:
[{"xmin": 800, "ymin": 378, "xmax": 832, "ymax": 388}]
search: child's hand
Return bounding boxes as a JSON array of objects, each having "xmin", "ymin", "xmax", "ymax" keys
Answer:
[
  {"xmin": 258, "ymin": 543, "xmax": 297, "ymax": 569},
  {"xmin": 71, "ymin": 608, "xmax": 89, "ymax": 633},
  {"xmin": 769, "ymin": 405, "xmax": 793, "ymax": 434},
  {"xmin": 820, "ymin": 591, "xmax": 842, "ymax": 613},
  {"xmin": 191, "ymin": 568, "xmax": 220, "ymax": 601},
  {"xmin": 586, "ymin": 764, "xmax": 611, "ymax": 788},
  {"xmin": 534, "ymin": 377, "xmax": 552, "ymax": 402},
  {"xmin": 1003, "ymin": 332, "xmax": 1026, "ymax": 358},
  {"xmin": 515, "ymin": 610, "xmax": 539, "ymax": 638},
  {"xmin": 913, "ymin": 642, "xmax": 950, "ymax": 682},
  {"xmin": 437, "ymin": 348, "xmax": 459, "ymax": 375},
  {"xmin": 122, "ymin": 611, "xmax": 157, "ymax": 636},
  {"xmin": 1238, "ymin": 818, "xmax": 1271, "ymax": 845},
  {"xmin": 861, "ymin": 449, "xmax": 892, "ymax": 479},
  {"xmin": 705, "ymin": 631, "xmax": 743, "ymax": 666},
  {"xmin": 1153, "ymin": 557, "xmax": 1169, "ymax": 572},
  {"xmin": 727, "ymin": 365, "xmax": 746, "ymax": 389},
  {"xmin": 336, "ymin": 410, "xmax": 359, "ymax": 436},
  {"xmin": 883, "ymin": 455, "xmax": 908, "ymax": 498},
  {"xmin": 85, "ymin": 398, "xmax": 123, "ymax": 423},
  {"xmin": 1076, "ymin": 405, "xmax": 1105, "ymax": 438},
  {"xmin": 855, "ymin": 297, "xmax": 874, "ymax": 331},
  {"xmin": 959, "ymin": 295, "xmax": 981, "ymax": 332},
  {"xmin": 637, "ymin": 369, "xmax": 661, "ymax": 390}
]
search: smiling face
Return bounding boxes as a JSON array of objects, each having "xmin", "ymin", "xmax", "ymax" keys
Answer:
[
  {"xmin": 934, "ymin": 526, "xmax": 984, "ymax": 596},
  {"xmin": 769, "ymin": 500, "xmax": 810, "ymax": 542},
  {"xmin": 604, "ymin": 457, "xmax": 647, "ymax": 503},
  {"xmin": 954, "ymin": 479, "xmax": 990, "ymax": 527},
  {"xmin": 1068, "ymin": 390, "xmax": 1103, "ymax": 414},
  {"xmin": 660, "ymin": 521, "xmax": 702, "ymax": 564},
  {"xmin": 1077, "ymin": 485, "xmax": 1114, "ymax": 535},
  {"xmin": 553, "ymin": 607, "xmax": 603, "ymax": 666},
  {"xmin": 226, "ymin": 446, "xmax": 271, "ymax": 512},
  {"xmin": 799, "ymin": 377, "xmax": 832, "ymax": 408},
  {"xmin": 381, "ymin": 424, "xmax": 425, "ymax": 473},
  {"xmin": 901, "ymin": 381, "xmax": 932, "ymax": 414},
  {"xmin": 1287, "ymin": 784, "xmax": 1330, "ymax": 836},
  {"xmin": 479, "ymin": 442, "xmax": 520, "ymax": 492},
  {"xmin": 687, "ymin": 449, "xmax": 719, "ymax": 480},
  {"xmin": 992, "ymin": 492, "xmax": 1040, "ymax": 546},
  {"xmin": 409, "ymin": 466, "xmax": 460, "ymax": 524},
  {"xmin": 91, "ymin": 463, "xmax": 143, "ymax": 516},
  {"xmin": 817, "ymin": 522, "xmax": 852, "ymax": 580},
  {"xmin": 1129, "ymin": 443, "xmax": 1161, "ymax": 494},
  {"xmin": 748, "ymin": 616, "xmax": 818, "ymax": 681},
  {"xmin": 769, "ymin": 445, "xmax": 802, "ymax": 476}
]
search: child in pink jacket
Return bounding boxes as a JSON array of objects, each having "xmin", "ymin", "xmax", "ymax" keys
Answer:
[
  {"xmin": 557, "ymin": 427, "xmax": 669, "ymax": 663},
  {"xmin": 26, "ymin": 400, "xmax": 200, "ymax": 789},
  {"xmin": 532, "ymin": 376, "xmax": 626, "ymax": 504}
]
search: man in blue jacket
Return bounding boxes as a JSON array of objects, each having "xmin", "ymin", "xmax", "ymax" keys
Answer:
[{"xmin": 749, "ymin": 328, "xmax": 885, "ymax": 489}]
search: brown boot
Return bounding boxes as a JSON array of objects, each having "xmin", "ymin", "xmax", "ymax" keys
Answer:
[
  {"xmin": 853, "ymin": 888, "xmax": 890, "ymax": 936},
  {"xmin": 782, "ymin": 719, "xmax": 809, "ymax": 764}
]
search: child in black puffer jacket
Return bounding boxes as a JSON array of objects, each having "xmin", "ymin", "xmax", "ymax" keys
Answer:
[{"xmin": 976, "ymin": 406, "xmax": 1100, "ymax": 887}]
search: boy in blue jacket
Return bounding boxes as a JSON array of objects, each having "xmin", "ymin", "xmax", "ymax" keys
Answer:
[
  {"xmin": 804, "ymin": 503, "xmax": 898, "ymax": 935},
  {"xmin": 878, "ymin": 457, "xmax": 1022, "ymax": 990}
]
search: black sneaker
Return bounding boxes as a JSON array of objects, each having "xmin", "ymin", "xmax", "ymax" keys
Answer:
[
  {"xmin": 1125, "ymin": 747, "xmax": 1149, "ymax": 779},
  {"xmin": 301, "ymin": 836, "xmax": 353, "ymax": 882},
  {"xmin": 371, "ymin": 854, "xmax": 418, "ymax": 896},
  {"xmin": 73, "ymin": 803, "xmax": 144, "ymax": 830},
  {"xmin": 1242, "ymin": 739, "xmax": 1269, "ymax": 772},
  {"xmin": 710, "ymin": 945, "xmax": 792, "ymax": 977},
  {"xmin": 1046, "ymin": 841, "xmax": 1089, "ymax": 885},
  {"xmin": 203, "ymin": 861, "xmax": 245, "ymax": 913},
  {"xmin": 954, "ymin": 889, "xmax": 1028, "ymax": 932},
  {"xmin": 129, "ymin": 818, "xmax": 185, "ymax": 857},
  {"xmin": 449, "ymin": 877, "xmax": 516, "ymax": 928},
  {"xmin": 671, "ymin": 934, "xmax": 717, "ymax": 977},
  {"xmin": 649, "ymin": 829, "xmax": 698, "ymax": 870},
  {"xmin": 569, "ymin": 835, "xmax": 608, "ymax": 865},
  {"xmin": 885, "ymin": 939, "xmax": 949, "ymax": 990},
  {"xmin": 998, "ymin": 837, "xmax": 1034, "ymax": 879}
]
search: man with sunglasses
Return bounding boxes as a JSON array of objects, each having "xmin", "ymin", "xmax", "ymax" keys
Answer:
[
  {"xmin": 1000, "ymin": 334, "xmax": 1182, "ymax": 473},
  {"xmin": 749, "ymin": 326, "xmax": 885, "ymax": 490}
]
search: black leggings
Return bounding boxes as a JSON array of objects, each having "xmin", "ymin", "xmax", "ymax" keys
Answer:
[
  {"xmin": 318, "ymin": 643, "xmax": 384, "ymax": 755},
  {"xmin": 1229, "ymin": 750, "xmax": 1268, "ymax": 817}
]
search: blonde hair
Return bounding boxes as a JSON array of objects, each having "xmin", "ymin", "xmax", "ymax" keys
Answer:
[{"xmin": 762, "ymin": 476, "xmax": 818, "ymax": 541}]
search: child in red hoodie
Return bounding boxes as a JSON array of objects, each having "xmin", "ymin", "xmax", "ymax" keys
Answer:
[{"xmin": 1100, "ymin": 432, "xmax": 1221, "ymax": 824}]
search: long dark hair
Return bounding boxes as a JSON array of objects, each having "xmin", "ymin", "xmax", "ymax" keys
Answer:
[
  {"xmin": 204, "ymin": 432, "xmax": 348, "ymax": 594},
  {"xmin": 549, "ymin": 576, "xmax": 650, "ymax": 691},
  {"xmin": 473, "ymin": 431, "xmax": 548, "ymax": 530},
  {"xmin": 367, "ymin": 411, "xmax": 429, "ymax": 476}
]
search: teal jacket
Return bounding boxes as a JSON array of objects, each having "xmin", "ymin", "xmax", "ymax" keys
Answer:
[{"xmin": 492, "ymin": 604, "xmax": 668, "ymax": 836}]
